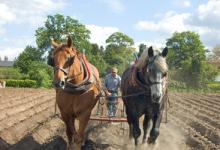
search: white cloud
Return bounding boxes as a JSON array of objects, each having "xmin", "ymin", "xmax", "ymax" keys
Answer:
[
  {"xmin": 173, "ymin": 0, "xmax": 191, "ymax": 8},
  {"xmin": 0, "ymin": 4, "xmax": 16, "ymax": 21},
  {"xmin": 134, "ymin": 41, "xmax": 166, "ymax": 52},
  {"xmin": 188, "ymin": 0, "xmax": 220, "ymax": 29},
  {"xmin": 0, "ymin": 0, "xmax": 65, "ymax": 32},
  {"xmin": 135, "ymin": 0, "xmax": 220, "ymax": 48},
  {"xmin": 0, "ymin": 47, "xmax": 24, "ymax": 61},
  {"xmin": 0, "ymin": 0, "xmax": 65, "ymax": 60},
  {"xmin": 97, "ymin": 0, "xmax": 124, "ymax": 12},
  {"xmin": 183, "ymin": 1, "xmax": 191, "ymax": 7},
  {"xmin": 0, "ymin": 36, "xmax": 36, "ymax": 61},
  {"xmin": 135, "ymin": 11, "xmax": 191, "ymax": 35},
  {"xmin": 86, "ymin": 25, "xmax": 119, "ymax": 46},
  {"xmin": 0, "ymin": 3, "xmax": 16, "ymax": 34}
]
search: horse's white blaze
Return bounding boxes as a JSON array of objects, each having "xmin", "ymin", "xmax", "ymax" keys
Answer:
[{"xmin": 150, "ymin": 73, "xmax": 163, "ymax": 102}]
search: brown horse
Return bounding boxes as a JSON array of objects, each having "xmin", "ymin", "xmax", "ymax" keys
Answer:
[{"xmin": 50, "ymin": 36, "xmax": 101, "ymax": 150}]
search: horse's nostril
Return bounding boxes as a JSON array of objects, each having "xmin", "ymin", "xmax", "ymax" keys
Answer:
[
  {"xmin": 152, "ymin": 93, "xmax": 161, "ymax": 100},
  {"xmin": 54, "ymin": 80, "xmax": 65, "ymax": 88},
  {"xmin": 60, "ymin": 81, "xmax": 65, "ymax": 86}
]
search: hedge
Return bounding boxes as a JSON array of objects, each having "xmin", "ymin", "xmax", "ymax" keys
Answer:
[
  {"xmin": 168, "ymin": 80, "xmax": 187, "ymax": 89},
  {"xmin": 207, "ymin": 82, "xmax": 220, "ymax": 92},
  {"xmin": 6, "ymin": 79, "xmax": 37, "ymax": 88},
  {"xmin": 0, "ymin": 68, "xmax": 26, "ymax": 79}
]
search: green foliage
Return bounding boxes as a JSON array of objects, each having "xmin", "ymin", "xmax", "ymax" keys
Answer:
[
  {"xmin": 104, "ymin": 32, "xmax": 135, "ymax": 75},
  {"xmin": 166, "ymin": 31, "xmax": 206, "ymax": 69},
  {"xmin": 138, "ymin": 43, "xmax": 147, "ymax": 57},
  {"xmin": 208, "ymin": 44, "xmax": 220, "ymax": 61},
  {"xmin": 168, "ymin": 80, "xmax": 187, "ymax": 89},
  {"xmin": 0, "ymin": 68, "xmax": 26, "ymax": 79},
  {"xmin": 14, "ymin": 46, "xmax": 43, "ymax": 74},
  {"xmin": 166, "ymin": 31, "xmax": 218, "ymax": 87},
  {"xmin": 86, "ymin": 44, "xmax": 107, "ymax": 77},
  {"xmin": 207, "ymin": 82, "xmax": 220, "ymax": 92},
  {"xmin": 13, "ymin": 44, "xmax": 53, "ymax": 88},
  {"xmin": 212, "ymin": 45, "xmax": 220, "ymax": 57},
  {"xmin": 106, "ymin": 32, "xmax": 134, "ymax": 47},
  {"xmin": 6, "ymin": 79, "xmax": 37, "ymax": 88},
  {"xmin": 28, "ymin": 61, "xmax": 53, "ymax": 88},
  {"xmin": 36, "ymin": 14, "xmax": 91, "ymax": 54}
]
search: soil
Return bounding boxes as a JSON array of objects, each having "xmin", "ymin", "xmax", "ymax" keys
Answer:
[{"xmin": 0, "ymin": 88, "xmax": 219, "ymax": 150}]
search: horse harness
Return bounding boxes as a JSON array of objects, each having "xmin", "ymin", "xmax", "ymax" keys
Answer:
[{"xmin": 50, "ymin": 54, "xmax": 97, "ymax": 94}]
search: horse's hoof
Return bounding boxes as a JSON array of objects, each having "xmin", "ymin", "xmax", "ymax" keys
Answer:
[
  {"xmin": 142, "ymin": 139, "xmax": 147, "ymax": 144},
  {"xmin": 147, "ymin": 137, "xmax": 156, "ymax": 144},
  {"xmin": 67, "ymin": 143, "xmax": 73, "ymax": 150}
]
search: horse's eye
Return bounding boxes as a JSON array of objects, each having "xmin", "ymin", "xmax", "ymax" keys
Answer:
[
  {"xmin": 149, "ymin": 68, "xmax": 153, "ymax": 72},
  {"xmin": 66, "ymin": 56, "xmax": 74, "ymax": 64},
  {"xmin": 163, "ymin": 72, "xmax": 167, "ymax": 78},
  {"xmin": 66, "ymin": 57, "xmax": 70, "ymax": 61},
  {"xmin": 48, "ymin": 57, "xmax": 54, "ymax": 66}
]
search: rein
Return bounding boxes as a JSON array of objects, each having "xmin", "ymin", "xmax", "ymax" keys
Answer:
[{"xmin": 99, "ymin": 91, "xmax": 151, "ymax": 98}]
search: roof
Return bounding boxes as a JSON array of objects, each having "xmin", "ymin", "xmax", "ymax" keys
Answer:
[{"xmin": 0, "ymin": 61, "xmax": 14, "ymax": 67}]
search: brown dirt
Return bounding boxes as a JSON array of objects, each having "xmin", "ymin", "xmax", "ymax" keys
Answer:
[{"xmin": 0, "ymin": 88, "xmax": 220, "ymax": 150}]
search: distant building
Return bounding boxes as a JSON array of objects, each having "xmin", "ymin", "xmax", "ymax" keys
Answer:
[{"xmin": 0, "ymin": 56, "xmax": 14, "ymax": 67}]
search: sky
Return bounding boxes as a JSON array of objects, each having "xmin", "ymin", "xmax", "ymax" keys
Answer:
[{"xmin": 0, "ymin": 0, "xmax": 220, "ymax": 60}]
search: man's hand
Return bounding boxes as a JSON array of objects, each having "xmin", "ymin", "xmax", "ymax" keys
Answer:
[{"xmin": 105, "ymin": 91, "xmax": 111, "ymax": 97}]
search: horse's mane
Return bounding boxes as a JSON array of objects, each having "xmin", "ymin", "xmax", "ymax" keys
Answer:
[
  {"xmin": 136, "ymin": 47, "xmax": 168, "ymax": 73},
  {"xmin": 136, "ymin": 48, "xmax": 149, "ymax": 69},
  {"xmin": 154, "ymin": 55, "xmax": 168, "ymax": 73}
]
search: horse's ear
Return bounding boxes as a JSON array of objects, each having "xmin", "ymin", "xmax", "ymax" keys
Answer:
[
  {"xmin": 51, "ymin": 39, "xmax": 59, "ymax": 49},
  {"xmin": 148, "ymin": 46, "xmax": 154, "ymax": 57},
  {"xmin": 67, "ymin": 36, "xmax": 72, "ymax": 48},
  {"xmin": 162, "ymin": 47, "xmax": 168, "ymax": 57}
]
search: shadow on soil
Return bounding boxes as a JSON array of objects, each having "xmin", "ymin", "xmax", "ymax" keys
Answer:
[{"xmin": 0, "ymin": 123, "xmax": 110, "ymax": 150}]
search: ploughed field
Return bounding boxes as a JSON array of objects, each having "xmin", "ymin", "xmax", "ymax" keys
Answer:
[{"xmin": 0, "ymin": 88, "xmax": 219, "ymax": 150}]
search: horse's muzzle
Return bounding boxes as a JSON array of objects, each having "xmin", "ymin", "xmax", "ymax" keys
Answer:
[
  {"xmin": 152, "ymin": 93, "xmax": 161, "ymax": 103},
  {"xmin": 54, "ymin": 80, "xmax": 65, "ymax": 89}
]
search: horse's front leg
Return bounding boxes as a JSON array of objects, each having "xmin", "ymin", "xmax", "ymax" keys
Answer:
[
  {"xmin": 148, "ymin": 105, "xmax": 163, "ymax": 144},
  {"xmin": 61, "ymin": 113, "xmax": 76, "ymax": 150},
  {"xmin": 127, "ymin": 110, "xmax": 141, "ymax": 146},
  {"xmin": 75, "ymin": 110, "xmax": 91, "ymax": 150},
  {"xmin": 142, "ymin": 114, "xmax": 150, "ymax": 143}
]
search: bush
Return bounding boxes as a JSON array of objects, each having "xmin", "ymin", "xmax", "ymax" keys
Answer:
[
  {"xmin": 168, "ymin": 80, "xmax": 187, "ymax": 89},
  {"xmin": 29, "ymin": 69, "xmax": 52, "ymax": 88},
  {"xmin": 6, "ymin": 79, "xmax": 37, "ymax": 88},
  {"xmin": 207, "ymin": 82, "xmax": 220, "ymax": 92},
  {"xmin": 28, "ymin": 61, "xmax": 53, "ymax": 88}
]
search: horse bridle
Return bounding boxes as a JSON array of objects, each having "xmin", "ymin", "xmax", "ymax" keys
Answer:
[
  {"xmin": 53, "ymin": 55, "xmax": 83, "ymax": 82},
  {"xmin": 146, "ymin": 56, "xmax": 166, "ymax": 86}
]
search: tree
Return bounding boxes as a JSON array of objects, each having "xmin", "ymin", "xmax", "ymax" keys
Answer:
[
  {"xmin": 138, "ymin": 43, "xmax": 147, "ymax": 57},
  {"xmin": 35, "ymin": 14, "xmax": 91, "ymax": 54},
  {"xmin": 86, "ymin": 43, "xmax": 107, "ymax": 77},
  {"xmin": 166, "ymin": 31, "xmax": 206, "ymax": 69},
  {"xmin": 14, "ymin": 46, "xmax": 43, "ymax": 74},
  {"xmin": 209, "ymin": 44, "xmax": 220, "ymax": 61},
  {"xmin": 104, "ymin": 32, "xmax": 135, "ymax": 75},
  {"xmin": 166, "ymin": 31, "xmax": 218, "ymax": 87},
  {"xmin": 28, "ymin": 61, "xmax": 53, "ymax": 88},
  {"xmin": 106, "ymin": 32, "xmax": 134, "ymax": 47}
]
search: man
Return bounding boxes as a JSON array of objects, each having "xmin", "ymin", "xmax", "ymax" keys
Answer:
[{"xmin": 104, "ymin": 67, "xmax": 121, "ymax": 117}]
